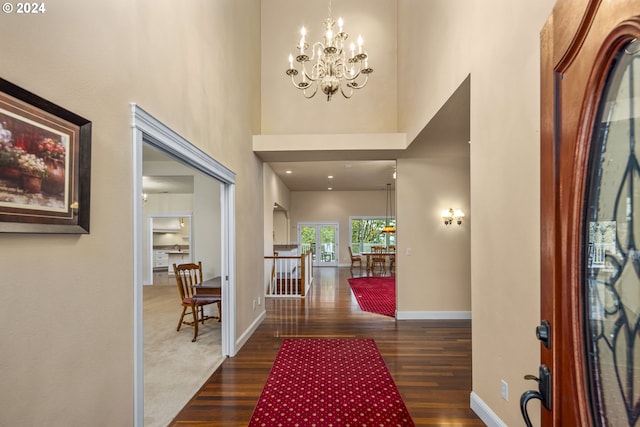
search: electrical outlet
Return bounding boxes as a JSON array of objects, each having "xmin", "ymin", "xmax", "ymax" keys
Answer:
[{"xmin": 501, "ymin": 380, "xmax": 509, "ymax": 401}]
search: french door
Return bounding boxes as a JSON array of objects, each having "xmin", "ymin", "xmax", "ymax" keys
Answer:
[
  {"xmin": 538, "ymin": 0, "xmax": 640, "ymax": 425},
  {"xmin": 298, "ymin": 223, "xmax": 338, "ymax": 267}
]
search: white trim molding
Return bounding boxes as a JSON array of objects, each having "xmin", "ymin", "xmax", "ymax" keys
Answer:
[
  {"xmin": 131, "ymin": 103, "xmax": 237, "ymax": 427},
  {"xmin": 470, "ymin": 392, "xmax": 508, "ymax": 427}
]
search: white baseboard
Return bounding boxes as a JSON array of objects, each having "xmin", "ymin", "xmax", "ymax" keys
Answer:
[
  {"xmin": 235, "ymin": 309, "xmax": 266, "ymax": 353},
  {"xmin": 470, "ymin": 391, "xmax": 507, "ymax": 427},
  {"xmin": 396, "ymin": 311, "xmax": 471, "ymax": 320}
]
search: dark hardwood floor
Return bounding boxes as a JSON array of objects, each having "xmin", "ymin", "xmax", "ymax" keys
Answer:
[{"xmin": 171, "ymin": 267, "xmax": 483, "ymax": 426}]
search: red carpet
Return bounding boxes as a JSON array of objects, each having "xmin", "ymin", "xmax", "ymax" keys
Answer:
[
  {"xmin": 347, "ymin": 276, "xmax": 396, "ymax": 317},
  {"xmin": 248, "ymin": 338, "xmax": 414, "ymax": 427}
]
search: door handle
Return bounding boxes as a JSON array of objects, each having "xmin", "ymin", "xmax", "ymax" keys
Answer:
[{"xmin": 520, "ymin": 364, "xmax": 551, "ymax": 427}]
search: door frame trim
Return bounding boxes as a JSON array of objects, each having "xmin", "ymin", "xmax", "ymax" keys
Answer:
[{"xmin": 131, "ymin": 104, "xmax": 237, "ymax": 426}]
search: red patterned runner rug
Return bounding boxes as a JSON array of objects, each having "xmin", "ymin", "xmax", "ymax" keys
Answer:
[
  {"xmin": 347, "ymin": 276, "xmax": 396, "ymax": 317},
  {"xmin": 248, "ymin": 338, "xmax": 414, "ymax": 427}
]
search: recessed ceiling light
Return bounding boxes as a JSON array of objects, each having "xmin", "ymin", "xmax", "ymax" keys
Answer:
[
  {"xmin": 285, "ymin": 170, "xmax": 292, "ymax": 174},
  {"xmin": 328, "ymin": 175, "xmax": 333, "ymax": 179},
  {"xmin": 328, "ymin": 187, "xmax": 333, "ymax": 191}
]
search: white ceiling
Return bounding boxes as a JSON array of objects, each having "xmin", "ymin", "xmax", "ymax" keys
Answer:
[
  {"xmin": 142, "ymin": 146, "xmax": 195, "ymax": 194},
  {"xmin": 269, "ymin": 160, "xmax": 396, "ymax": 191},
  {"xmin": 143, "ymin": 144, "xmax": 396, "ymax": 192}
]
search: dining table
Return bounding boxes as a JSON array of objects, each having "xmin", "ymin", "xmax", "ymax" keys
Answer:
[
  {"xmin": 360, "ymin": 251, "xmax": 396, "ymax": 271},
  {"xmin": 192, "ymin": 276, "xmax": 222, "ymax": 321},
  {"xmin": 193, "ymin": 276, "xmax": 221, "ymax": 298},
  {"xmin": 193, "ymin": 276, "xmax": 222, "ymax": 299}
]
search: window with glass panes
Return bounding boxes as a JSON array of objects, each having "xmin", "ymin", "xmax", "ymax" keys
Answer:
[{"xmin": 350, "ymin": 216, "xmax": 395, "ymax": 253}]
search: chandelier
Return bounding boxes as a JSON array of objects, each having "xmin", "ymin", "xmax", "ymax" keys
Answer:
[
  {"xmin": 285, "ymin": 0, "xmax": 373, "ymax": 101},
  {"xmin": 382, "ymin": 183, "xmax": 396, "ymax": 234}
]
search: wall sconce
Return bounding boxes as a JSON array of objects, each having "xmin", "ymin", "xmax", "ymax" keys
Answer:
[
  {"xmin": 142, "ymin": 193, "xmax": 148, "ymax": 203},
  {"xmin": 441, "ymin": 208, "xmax": 465, "ymax": 225}
]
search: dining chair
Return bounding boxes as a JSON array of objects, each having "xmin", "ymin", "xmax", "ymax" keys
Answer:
[
  {"xmin": 348, "ymin": 246, "xmax": 362, "ymax": 269},
  {"xmin": 174, "ymin": 261, "xmax": 221, "ymax": 342},
  {"xmin": 371, "ymin": 246, "xmax": 386, "ymax": 273},
  {"xmin": 388, "ymin": 245, "xmax": 396, "ymax": 271}
]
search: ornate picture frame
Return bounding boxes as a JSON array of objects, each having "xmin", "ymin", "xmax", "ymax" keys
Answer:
[{"xmin": 0, "ymin": 78, "xmax": 91, "ymax": 233}]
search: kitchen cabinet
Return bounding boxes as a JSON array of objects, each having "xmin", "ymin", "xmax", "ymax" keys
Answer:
[
  {"xmin": 153, "ymin": 250, "xmax": 169, "ymax": 269},
  {"xmin": 167, "ymin": 251, "xmax": 191, "ymax": 275}
]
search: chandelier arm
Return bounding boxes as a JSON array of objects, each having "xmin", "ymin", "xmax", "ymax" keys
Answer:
[
  {"xmin": 344, "ymin": 68, "xmax": 362, "ymax": 81},
  {"xmin": 303, "ymin": 86, "xmax": 318, "ymax": 98},
  {"xmin": 309, "ymin": 41, "xmax": 326, "ymax": 63},
  {"xmin": 340, "ymin": 86, "xmax": 354, "ymax": 99},
  {"xmin": 343, "ymin": 74, "xmax": 370, "ymax": 90},
  {"xmin": 298, "ymin": 61, "xmax": 320, "ymax": 83},
  {"xmin": 351, "ymin": 74, "xmax": 370, "ymax": 89},
  {"xmin": 289, "ymin": 74, "xmax": 307, "ymax": 90}
]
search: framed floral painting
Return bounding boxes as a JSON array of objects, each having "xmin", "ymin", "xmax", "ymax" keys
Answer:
[{"xmin": 0, "ymin": 78, "xmax": 91, "ymax": 233}]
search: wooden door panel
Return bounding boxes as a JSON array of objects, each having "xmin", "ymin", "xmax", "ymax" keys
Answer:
[{"xmin": 541, "ymin": 1, "xmax": 640, "ymax": 425}]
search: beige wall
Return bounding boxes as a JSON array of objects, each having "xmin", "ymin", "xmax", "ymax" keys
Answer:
[
  {"xmin": 469, "ymin": 1, "xmax": 555, "ymax": 423},
  {"xmin": 0, "ymin": 0, "xmax": 261, "ymax": 425},
  {"xmin": 396, "ymin": 153, "xmax": 470, "ymax": 315},
  {"xmin": 397, "ymin": 0, "xmax": 555, "ymax": 424},
  {"xmin": 261, "ymin": 0, "xmax": 398, "ymax": 135},
  {"xmin": 273, "ymin": 211, "xmax": 289, "ymax": 244},
  {"xmin": 263, "ymin": 164, "xmax": 291, "ymax": 254},
  {"xmin": 398, "ymin": 0, "xmax": 472, "ymax": 143}
]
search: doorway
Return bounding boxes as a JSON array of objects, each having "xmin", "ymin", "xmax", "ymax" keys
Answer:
[
  {"xmin": 298, "ymin": 223, "xmax": 339, "ymax": 267},
  {"xmin": 132, "ymin": 104, "xmax": 237, "ymax": 427},
  {"xmin": 147, "ymin": 214, "xmax": 193, "ymax": 282}
]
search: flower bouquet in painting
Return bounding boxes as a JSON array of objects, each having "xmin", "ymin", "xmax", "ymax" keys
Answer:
[
  {"xmin": 0, "ymin": 117, "xmax": 67, "ymax": 202},
  {"xmin": 0, "ymin": 138, "xmax": 25, "ymax": 182},
  {"xmin": 36, "ymin": 137, "xmax": 66, "ymax": 195},
  {"xmin": 18, "ymin": 152, "xmax": 47, "ymax": 193}
]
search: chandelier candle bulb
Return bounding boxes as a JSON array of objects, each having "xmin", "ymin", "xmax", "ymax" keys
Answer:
[
  {"xmin": 299, "ymin": 27, "xmax": 306, "ymax": 54},
  {"xmin": 338, "ymin": 17, "xmax": 343, "ymax": 33}
]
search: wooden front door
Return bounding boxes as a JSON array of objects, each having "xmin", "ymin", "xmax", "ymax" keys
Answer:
[{"xmin": 539, "ymin": 0, "xmax": 640, "ymax": 425}]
